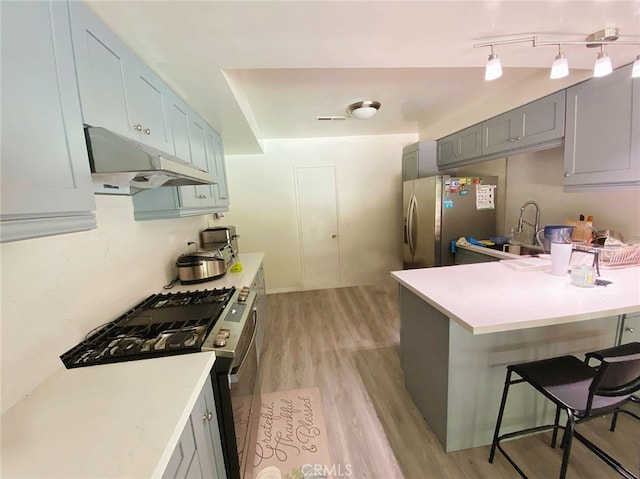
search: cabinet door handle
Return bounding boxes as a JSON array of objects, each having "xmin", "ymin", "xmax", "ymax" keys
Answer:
[
  {"xmin": 198, "ymin": 194, "xmax": 208, "ymax": 199},
  {"xmin": 203, "ymin": 412, "xmax": 213, "ymax": 421},
  {"xmin": 144, "ymin": 128, "xmax": 151, "ymax": 135},
  {"xmin": 626, "ymin": 327, "xmax": 635, "ymax": 333},
  {"xmin": 133, "ymin": 124, "xmax": 142, "ymax": 131},
  {"xmin": 564, "ymin": 172, "xmax": 571, "ymax": 178}
]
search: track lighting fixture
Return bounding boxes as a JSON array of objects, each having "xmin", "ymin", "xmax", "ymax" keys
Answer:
[
  {"xmin": 550, "ymin": 47, "xmax": 569, "ymax": 79},
  {"xmin": 632, "ymin": 55, "xmax": 640, "ymax": 78},
  {"xmin": 484, "ymin": 46, "xmax": 503, "ymax": 81},
  {"xmin": 593, "ymin": 46, "xmax": 613, "ymax": 78},
  {"xmin": 474, "ymin": 27, "xmax": 640, "ymax": 81}
]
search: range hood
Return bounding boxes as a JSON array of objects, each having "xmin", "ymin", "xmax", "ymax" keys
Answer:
[{"xmin": 85, "ymin": 127, "xmax": 217, "ymax": 195}]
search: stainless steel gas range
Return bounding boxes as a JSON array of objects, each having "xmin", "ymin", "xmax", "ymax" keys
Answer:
[{"xmin": 60, "ymin": 286, "xmax": 259, "ymax": 479}]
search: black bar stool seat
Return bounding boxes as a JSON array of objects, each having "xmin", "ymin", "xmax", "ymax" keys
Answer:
[
  {"xmin": 585, "ymin": 342, "xmax": 640, "ymax": 430},
  {"xmin": 489, "ymin": 352, "xmax": 640, "ymax": 479}
]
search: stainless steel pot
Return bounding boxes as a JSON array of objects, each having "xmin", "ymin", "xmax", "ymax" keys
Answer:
[{"xmin": 176, "ymin": 249, "xmax": 227, "ymax": 284}]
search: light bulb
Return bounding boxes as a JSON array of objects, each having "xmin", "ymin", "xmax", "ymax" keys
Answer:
[
  {"xmin": 351, "ymin": 107, "xmax": 377, "ymax": 120},
  {"xmin": 485, "ymin": 52, "xmax": 502, "ymax": 81},
  {"xmin": 593, "ymin": 50, "xmax": 612, "ymax": 78},
  {"xmin": 550, "ymin": 52, "xmax": 569, "ymax": 79},
  {"xmin": 632, "ymin": 55, "xmax": 640, "ymax": 78}
]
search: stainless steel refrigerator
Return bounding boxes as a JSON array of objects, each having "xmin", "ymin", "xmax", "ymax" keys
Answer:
[{"xmin": 403, "ymin": 175, "xmax": 498, "ymax": 268}]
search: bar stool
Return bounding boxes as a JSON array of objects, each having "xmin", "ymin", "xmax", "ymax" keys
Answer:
[
  {"xmin": 488, "ymin": 352, "xmax": 640, "ymax": 479},
  {"xmin": 585, "ymin": 342, "xmax": 640, "ymax": 431}
]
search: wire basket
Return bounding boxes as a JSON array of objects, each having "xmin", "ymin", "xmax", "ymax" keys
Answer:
[{"xmin": 597, "ymin": 244, "xmax": 640, "ymax": 268}]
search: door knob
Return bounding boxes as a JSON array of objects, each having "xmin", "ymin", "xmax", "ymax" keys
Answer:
[
  {"xmin": 203, "ymin": 412, "xmax": 213, "ymax": 421},
  {"xmin": 133, "ymin": 124, "xmax": 142, "ymax": 131},
  {"xmin": 625, "ymin": 327, "xmax": 635, "ymax": 333},
  {"xmin": 332, "ymin": 234, "xmax": 337, "ymax": 239}
]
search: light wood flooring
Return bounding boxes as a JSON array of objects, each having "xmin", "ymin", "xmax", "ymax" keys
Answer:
[{"xmin": 259, "ymin": 280, "xmax": 640, "ymax": 479}]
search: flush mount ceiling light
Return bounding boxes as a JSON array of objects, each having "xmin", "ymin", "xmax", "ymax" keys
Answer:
[
  {"xmin": 347, "ymin": 100, "xmax": 381, "ymax": 120},
  {"xmin": 474, "ymin": 27, "xmax": 640, "ymax": 81}
]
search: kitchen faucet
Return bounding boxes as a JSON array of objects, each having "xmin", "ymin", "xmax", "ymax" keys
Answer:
[{"xmin": 517, "ymin": 200, "xmax": 541, "ymax": 245}]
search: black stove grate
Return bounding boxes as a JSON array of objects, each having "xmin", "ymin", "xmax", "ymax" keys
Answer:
[{"xmin": 60, "ymin": 287, "xmax": 235, "ymax": 369}]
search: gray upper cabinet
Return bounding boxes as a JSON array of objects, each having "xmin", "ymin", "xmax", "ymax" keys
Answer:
[
  {"xmin": 69, "ymin": 0, "xmax": 231, "ymax": 219},
  {"xmin": 0, "ymin": 1, "xmax": 96, "ymax": 243},
  {"xmin": 482, "ymin": 90, "xmax": 565, "ymax": 157},
  {"xmin": 402, "ymin": 142, "xmax": 438, "ymax": 180},
  {"xmin": 127, "ymin": 68, "xmax": 173, "ymax": 153},
  {"xmin": 206, "ymin": 129, "xmax": 231, "ymax": 209},
  {"xmin": 168, "ymin": 97, "xmax": 192, "ymax": 164},
  {"xmin": 437, "ymin": 124, "xmax": 483, "ymax": 168},
  {"xmin": 69, "ymin": 1, "xmax": 172, "ymax": 153},
  {"xmin": 564, "ymin": 63, "xmax": 640, "ymax": 191},
  {"xmin": 132, "ymin": 110, "xmax": 229, "ymax": 220},
  {"xmin": 180, "ymin": 116, "xmax": 216, "ymax": 209},
  {"xmin": 437, "ymin": 90, "xmax": 565, "ymax": 169}
]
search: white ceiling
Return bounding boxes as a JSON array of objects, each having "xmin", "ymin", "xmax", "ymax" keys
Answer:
[{"xmin": 85, "ymin": 1, "xmax": 640, "ymax": 155}]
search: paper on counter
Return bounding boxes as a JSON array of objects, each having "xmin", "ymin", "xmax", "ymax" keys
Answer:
[{"xmin": 500, "ymin": 256, "xmax": 551, "ymax": 271}]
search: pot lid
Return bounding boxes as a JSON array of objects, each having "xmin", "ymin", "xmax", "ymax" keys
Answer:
[{"xmin": 177, "ymin": 251, "xmax": 220, "ymax": 263}]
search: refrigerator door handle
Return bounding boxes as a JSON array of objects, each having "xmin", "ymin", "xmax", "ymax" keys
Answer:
[{"xmin": 408, "ymin": 195, "xmax": 417, "ymax": 256}]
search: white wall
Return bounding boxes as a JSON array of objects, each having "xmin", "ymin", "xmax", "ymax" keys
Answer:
[
  {"xmin": 503, "ymin": 147, "xmax": 640, "ymax": 242},
  {"xmin": 0, "ymin": 196, "xmax": 228, "ymax": 413},
  {"xmin": 222, "ymin": 134, "xmax": 416, "ymax": 293}
]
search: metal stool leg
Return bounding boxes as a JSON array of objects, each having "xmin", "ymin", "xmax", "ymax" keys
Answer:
[
  {"xmin": 489, "ymin": 369, "xmax": 513, "ymax": 463},
  {"xmin": 550, "ymin": 405, "xmax": 561, "ymax": 448},
  {"xmin": 559, "ymin": 412, "xmax": 576, "ymax": 479}
]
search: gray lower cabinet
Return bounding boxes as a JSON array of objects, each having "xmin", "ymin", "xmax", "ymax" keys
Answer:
[
  {"xmin": 252, "ymin": 262, "xmax": 267, "ymax": 358},
  {"xmin": 482, "ymin": 90, "xmax": 565, "ymax": 157},
  {"xmin": 564, "ymin": 63, "xmax": 640, "ymax": 191},
  {"xmin": 621, "ymin": 313, "xmax": 640, "ymax": 345},
  {"xmin": 399, "ymin": 284, "xmax": 617, "ymax": 452},
  {"xmin": 0, "ymin": 0, "xmax": 96, "ymax": 243},
  {"xmin": 163, "ymin": 377, "xmax": 225, "ymax": 479},
  {"xmin": 437, "ymin": 124, "xmax": 483, "ymax": 168},
  {"xmin": 69, "ymin": 0, "xmax": 172, "ymax": 153}
]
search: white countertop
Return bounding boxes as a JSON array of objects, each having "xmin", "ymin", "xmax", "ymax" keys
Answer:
[
  {"xmin": 391, "ymin": 262, "xmax": 640, "ymax": 334},
  {"xmin": 1, "ymin": 252, "xmax": 265, "ymax": 478},
  {"xmin": 166, "ymin": 252, "xmax": 264, "ymax": 293},
  {"xmin": 1, "ymin": 352, "xmax": 216, "ymax": 479}
]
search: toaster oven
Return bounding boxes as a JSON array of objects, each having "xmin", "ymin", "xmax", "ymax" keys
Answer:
[{"xmin": 201, "ymin": 226, "xmax": 239, "ymax": 257}]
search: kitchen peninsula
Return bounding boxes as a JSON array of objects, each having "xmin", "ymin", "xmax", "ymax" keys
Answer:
[{"xmin": 391, "ymin": 261, "xmax": 640, "ymax": 452}]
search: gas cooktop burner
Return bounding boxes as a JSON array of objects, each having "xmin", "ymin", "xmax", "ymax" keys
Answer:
[{"xmin": 60, "ymin": 287, "xmax": 235, "ymax": 369}]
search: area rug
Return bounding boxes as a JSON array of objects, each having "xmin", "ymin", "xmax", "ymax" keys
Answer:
[{"xmin": 252, "ymin": 387, "xmax": 333, "ymax": 479}]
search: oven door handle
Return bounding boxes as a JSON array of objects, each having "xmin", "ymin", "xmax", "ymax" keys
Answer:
[{"xmin": 229, "ymin": 307, "xmax": 257, "ymax": 385}]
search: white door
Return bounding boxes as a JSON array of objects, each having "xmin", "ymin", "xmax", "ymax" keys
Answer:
[{"xmin": 295, "ymin": 166, "xmax": 341, "ymax": 290}]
